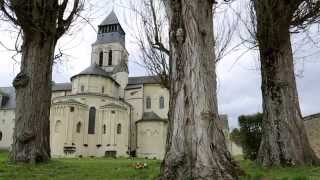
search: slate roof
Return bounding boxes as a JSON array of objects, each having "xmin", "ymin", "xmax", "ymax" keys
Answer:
[
  {"xmin": 53, "ymin": 99, "xmax": 87, "ymax": 106},
  {"xmin": 127, "ymin": 76, "xmax": 160, "ymax": 85},
  {"xmin": 70, "ymin": 65, "xmax": 119, "ymax": 86},
  {"xmin": 304, "ymin": 113, "xmax": 320, "ymax": 121},
  {"xmin": 0, "ymin": 87, "xmax": 16, "ymax": 109},
  {"xmin": 71, "ymin": 65, "xmax": 113, "ymax": 79},
  {"xmin": 100, "ymin": 103, "xmax": 127, "ymax": 110},
  {"xmin": 0, "ymin": 75, "xmax": 161, "ymax": 110},
  {"xmin": 136, "ymin": 112, "xmax": 167, "ymax": 123},
  {"xmin": 113, "ymin": 58, "xmax": 129, "ymax": 74},
  {"xmin": 52, "ymin": 83, "xmax": 72, "ymax": 91},
  {"xmin": 100, "ymin": 11, "xmax": 119, "ymax": 26}
]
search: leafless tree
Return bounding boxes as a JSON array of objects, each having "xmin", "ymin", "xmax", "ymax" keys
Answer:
[
  {"xmin": 160, "ymin": 0, "xmax": 241, "ymax": 179},
  {"xmin": 247, "ymin": 0, "xmax": 320, "ymax": 166},
  {"xmin": 0, "ymin": 0, "xmax": 83, "ymax": 163},
  {"xmin": 133, "ymin": 0, "xmax": 239, "ymax": 89}
]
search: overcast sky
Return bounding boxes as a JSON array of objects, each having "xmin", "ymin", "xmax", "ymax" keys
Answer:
[{"xmin": 0, "ymin": 0, "xmax": 319, "ymax": 129}]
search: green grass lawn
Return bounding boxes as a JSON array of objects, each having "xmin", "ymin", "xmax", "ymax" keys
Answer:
[
  {"xmin": 238, "ymin": 157, "xmax": 320, "ymax": 179},
  {"xmin": 0, "ymin": 151, "xmax": 160, "ymax": 180},
  {"xmin": 1, "ymin": 151, "xmax": 320, "ymax": 180}
]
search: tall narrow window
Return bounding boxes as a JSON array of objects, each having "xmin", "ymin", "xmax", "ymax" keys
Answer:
[
  {"xmin": 81, "ymin": 85, "xmax": 84, "ymax": 92},
  {"xmin": 117, "ymin": 124, "xmax": 121, "ymax": 134},
  {"xmin": 159, "ymin": 96, "xmax": 165, "ymax": 109},
  {"xmin": 108, "ymin": 50, "xmax": 112, "ymax": 66},
  {"xmin": 76, "ymin": 122, "xmax": 82, "ymax": 133},
  {"xmin": 55, "ymin": 120, "xmax": 62, "ymax": 133},
  {"xmin": 146, "ymin": 96, "xmax": 151, "ymax": 109},
  {"xmin": 0, "ymin": 131, "xmax": 2, "ymax": 141},
  {"xmin": 88, "ymin": 107, "xmax": 96, "ymax": 134},
  {"xmin": 102, "ymin": 86, "xmax": 105, "ymax": 94},
  {"xmin": 99, "ymin": 51, "xmax": 103, "ymax": 67},
  {"xmin": 103, "ymin": 124, "xmax": 106, "ymax": 134}
]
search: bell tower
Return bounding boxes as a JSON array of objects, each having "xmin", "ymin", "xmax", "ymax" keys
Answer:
[{"xmin": 91, "ymin": 11, "xmax": 129, "ymax": 98}]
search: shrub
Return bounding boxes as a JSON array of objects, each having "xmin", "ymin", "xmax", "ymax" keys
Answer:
[{"xmin": 234, "ymin": 113, "xmax": 262, "ymax": 160}]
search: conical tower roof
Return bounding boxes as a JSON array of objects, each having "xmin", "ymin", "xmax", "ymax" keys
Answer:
[{"xmin": 100, "ymin": 11, "xmax": 119, "ymax": 25}]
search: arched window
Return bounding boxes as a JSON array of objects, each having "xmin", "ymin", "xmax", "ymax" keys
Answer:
[
  {"xmin": 159, "ymin": 96, "xmax": 165, "ymax": 109},
  {"xmin": 88, "ymin": 107, "xmax": 96, "ymax": 134},
  {"xmin": 55, "ymin": 120, "xmax": 62, "ymax": 133},
  {"xmin": 0, "ymin": 131, "xmax": 2, "ymax": 141},
  {"xmin": 117, "ymin": 124, "xmax": 121, "ymax": 134},
  {"xmin": 108, "ymin": 50, "xmax": 112, "ymax": 66},
  {"xmin": 99, "ymin": 51, "xmax": 103, "ymax": 67},
  {"xmin": 76, "ymin": 122, "xmax": 82, "ymax": 133},
  {"xmin": 103, "ymin": 124, "xmax": 106, "ymax": 134},
  {"xmin": 146, "ymin": 96, "xmax": 151, "ymax": 109}
]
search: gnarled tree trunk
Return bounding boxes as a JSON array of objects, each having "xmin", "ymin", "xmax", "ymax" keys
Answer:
[
  {"xmin": 254, "ymin": 1, "xmax": 319, "ymax": 166},
  {"xmin": 1, "ymin": 0, "xmax": 82, "ymax": 163},
  {"xmin": 11, "ymin": 35, "xmax": 56, "ymax": 163},
  {"xmin": 161, "ymin": 0, "xmax": 240, "ymax": 179}
]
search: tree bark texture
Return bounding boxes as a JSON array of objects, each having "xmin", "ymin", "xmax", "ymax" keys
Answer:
[
  {"xmin": 254, "ymin": 0, "xmax": 319, "ymax": 166},
  {"xmin": 11, "ymin": 34, "xmax": 57, "ymax": 163},
  {"xmin": 161, "ymin": 0, "xmax": 240, "ymax": 179},
  {"xmin": 8, "ymin": 0, "xmax": 61, "ymax": 163}
]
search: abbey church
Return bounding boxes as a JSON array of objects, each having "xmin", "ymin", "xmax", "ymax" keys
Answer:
[{"xmin": 0, "ymin": 11, "xmax": 171, "ymax": 159}]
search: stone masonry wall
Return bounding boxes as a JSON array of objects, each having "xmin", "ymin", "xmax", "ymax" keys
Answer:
[{"xmin": 304, "ymin": 113, "xmax": 320, "ymax": 158}]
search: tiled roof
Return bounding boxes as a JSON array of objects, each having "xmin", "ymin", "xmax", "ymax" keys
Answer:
[
  {"xmin": 127, "ymin": 76, "xmax": 160, "ymax": 85},
  {"xmin": 136, "ymin": 112, "xmax": 167, "ymax": 123},
  {"xmin": 304, "ymin": 113, "xmax": 320, "ymax": 121},
  {"xmin": 52, "ymin": 83, "xmax": 72, "ymax": 91},
  {"xmin": 0, "ymin": 83, "xmax": 74, "ymax": 109},
  {"xmin": 70, "ymin": 65, "xmax": 119, "ymax": 86},
  {"xmin": 71, "ymin": 65, "xmax": 113, "ymax": 79},
  {"xmin": 0, "ymin": 87, "xmax": 16, "ymax": 109},
  {"xmin": 100, "ymin": 11, "xmax": 119, "ymax": 26}
]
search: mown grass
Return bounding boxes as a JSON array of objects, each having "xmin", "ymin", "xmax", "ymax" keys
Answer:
[
  {"xmin": 236, "ymin": 156, "xmax": 320, "ymax": 180},
  {"xmin": 0, "ymin": 150, "xmax": 160, "ymax": 180},
  {"xmin": 0, "ymin": 151, "xmax": 320, "ymax": 179}
]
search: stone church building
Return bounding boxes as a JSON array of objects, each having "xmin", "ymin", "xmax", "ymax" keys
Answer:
[
  {"xmin": 0, "ymin": 11, "xmax": 170, "ymax": 159},
  {"xmin": 1, "ymin": 11, "xmax": 319, "ymax": 160}
]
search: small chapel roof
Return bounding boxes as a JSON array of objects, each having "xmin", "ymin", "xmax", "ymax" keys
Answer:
[
  {"xmin": 52, "ymin": 82, "xmax": 72, "ymax": 91},
  {"xmin": 100, "ymin": 11, "xmax": 119, "ymax": 26},
  {"xmin": 127, "ymin": 76, "xmax": 160, "ymax": 85},
  {"xmin": 71, "ymin": 65, "xmax": 119, "ymax": 86},
  {"xmin": 72, "ymin": 65, "xmax": 112, "ymax": 78},
  {"xmin": 136, "ymin": 112, "xmax": 167, "ymax": 123}
]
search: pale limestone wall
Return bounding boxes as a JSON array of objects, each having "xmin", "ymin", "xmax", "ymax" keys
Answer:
[
  {"xmin": 0, "ymin": 109, "xmax": 15, "ymax": 149},
  {"xmin": 91, "ymin": 42, "xmax": 129, "ymax": 71},
  {"xmin": 50, "ymin": 94, "xmax": 130, "ymax": 158},
  {"xmin": 71, "ymin": 75, "xmax": 119, "ymax": 98},
  {"xmin": 304, "ymin": 114, "xmax": 320, "ymax": 158},
  {"xmin": 143, "ymin": 84, "xmax": 169, "ymax": 119},
  {"xmin": 124, "ymin": 86, "xmax": 144, "ymax": 151},
  {"xmin": 136, "ymin": 121, "xmax": 167, "ymax": 159},
  {"xmin": 52, "ymin": 91, "xmax": 69, "ymax": 99},
  {"xmin": 50, "ymin": 103, "xmax": 87, "ymax": 157},
  {"xmin": 113, "ymin": 72, "xmax": 128, "ymax": 98}
]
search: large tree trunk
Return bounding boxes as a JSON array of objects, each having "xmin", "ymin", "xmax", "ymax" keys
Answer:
[
  {"xmin": 161, "ymin": 0, "xmax": 240, "ymax": 179},
  {"xmin": 10, "ymin": 34, "xmax": 56, "ymax": 163},
  {"xmin": 254, "ymin": 1, "xmax": 319, "ymax": 166},
  {"xmin": 1, "ymin": 0, "xmax": 81, "ymax": 164}
]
